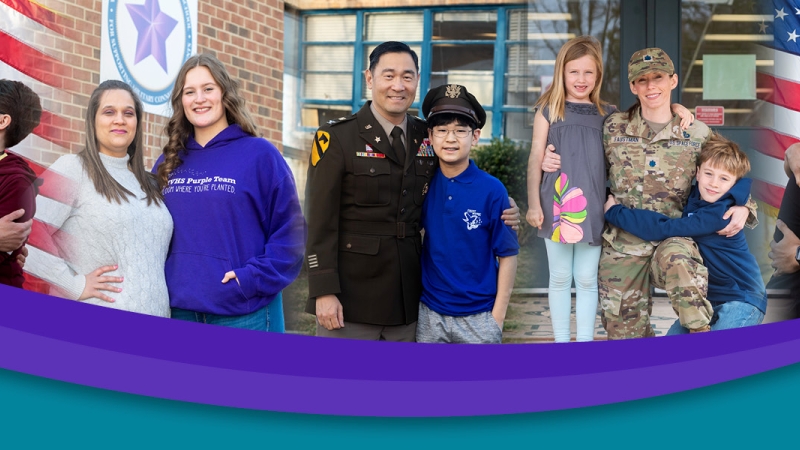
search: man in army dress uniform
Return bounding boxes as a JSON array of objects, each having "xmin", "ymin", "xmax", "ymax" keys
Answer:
[
  {"xmin": 544, "ymin": 48, "xmax": 755, "ymax": 339},
  {"xmin": 304, "ymin": 41, "xmax": 518, "ymax": 341}
]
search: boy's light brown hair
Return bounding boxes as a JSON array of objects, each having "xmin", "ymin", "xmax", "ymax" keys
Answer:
[{"xmin": 697, "ymin": 132, "xmax": 751, "ymax": 180}]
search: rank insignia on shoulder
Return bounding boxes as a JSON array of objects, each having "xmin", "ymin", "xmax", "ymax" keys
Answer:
[
  {"xmin": 416, "ymin": 138, "xmax": 435, "ymax": 157},
  {"xmin": 356, "ymin": 152, "xmax": 386, "ymax": 158}
]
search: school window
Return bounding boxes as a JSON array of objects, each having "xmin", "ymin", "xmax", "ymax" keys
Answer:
[{"xmin": 297, "ymin": 6, "xmax": 528, "ymax": 141}]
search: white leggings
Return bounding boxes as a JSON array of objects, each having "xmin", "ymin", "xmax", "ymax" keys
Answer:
[{"xmin": 543, "ymin": 239, "xmax": 601, "ymax": 342}]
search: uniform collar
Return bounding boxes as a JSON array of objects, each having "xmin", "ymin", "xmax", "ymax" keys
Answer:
[
  {"xmin": 369, "ymin": 102, "xmax": 407, "ymax": 140},
  {"xmin": 356, "ymin": 102, "xmax": 409, "ymax": 166},
  {"xmin": 626, "ymin": 108, "xmax": 686, "ymax": 142}
]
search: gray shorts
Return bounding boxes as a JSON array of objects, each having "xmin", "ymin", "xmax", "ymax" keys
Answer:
[{"xmin": 416, "ymin": 302, "xmax": 503, "ymax": 344}]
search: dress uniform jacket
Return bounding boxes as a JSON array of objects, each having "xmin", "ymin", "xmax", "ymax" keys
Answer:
[{"xmin": 304, "ymin": 102, "xmax": 436, "ymax": 325}]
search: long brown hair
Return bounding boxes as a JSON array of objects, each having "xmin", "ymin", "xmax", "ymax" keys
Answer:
[
  {"xmin": 79, "ymin": 80, "xmax": 162, "ymax": 206},
  {"xmin": 535, "ymin": 35, "xmax": 607, "ymax": 124},
  {"xmin": 157, "ymin": 53, "xmax": 259, "ymax": 189}
]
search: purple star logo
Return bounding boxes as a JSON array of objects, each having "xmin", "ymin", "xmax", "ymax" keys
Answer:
[{"xmin": 126, "ymin": 0, "xmax": 178, "ymax": 72}]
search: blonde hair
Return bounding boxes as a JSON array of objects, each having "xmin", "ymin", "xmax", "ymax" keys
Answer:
[
  {"xmin": 535, "ymin": 35, "xmax": 607, "ymax": 124},
  {"xmin": 698, "ymin": 132, "xmax": 751, "ymax": 179}
]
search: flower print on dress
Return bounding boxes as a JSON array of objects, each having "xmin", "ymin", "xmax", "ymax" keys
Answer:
[{"xmin": 551, "ymin": 173, "xmax": 587, "ymax": 243}]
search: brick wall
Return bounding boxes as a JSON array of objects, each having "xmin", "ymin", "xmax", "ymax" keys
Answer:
[{"xmin": 23, "ymin": 0, "xmax": 284, "ymax": 169}]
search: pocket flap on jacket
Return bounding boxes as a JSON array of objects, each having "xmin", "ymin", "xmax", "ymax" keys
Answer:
[
  {"xmin": 340, "ymin": 233, "xmax": 380, "ymax": 255},
  {"xmin": 353, "ymin": 158, "xmax": 391, "ymax": 176}
]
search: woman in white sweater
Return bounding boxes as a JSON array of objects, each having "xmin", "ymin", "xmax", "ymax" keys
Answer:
[{"xmin": 26, "ymin": 80, "xmax": 173, "ymax": 316}]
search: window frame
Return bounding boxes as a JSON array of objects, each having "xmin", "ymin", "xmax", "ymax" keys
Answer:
[{"xmin": 298, "ymin": 5, "xmax": 528, "ymax": 141}]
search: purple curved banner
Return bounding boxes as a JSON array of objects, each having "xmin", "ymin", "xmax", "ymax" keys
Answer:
[{"xmin": 1, "ymin": 284, "xmax": 798, "ymax": 416}]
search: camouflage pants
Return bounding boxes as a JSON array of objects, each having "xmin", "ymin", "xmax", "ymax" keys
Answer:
[{"xmin": 598, "ymin": 237, "xmax": 712, "ymax": 339}]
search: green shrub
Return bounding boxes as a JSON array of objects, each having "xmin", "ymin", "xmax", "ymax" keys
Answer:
[{"xmin": 472, "ymin": 137, "xmax": 534, "ymax": 244}]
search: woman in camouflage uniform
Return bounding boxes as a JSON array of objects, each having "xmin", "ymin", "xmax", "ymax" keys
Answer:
[{"xmin": 545, "ymin": 48, "xmax": 753, "ymax": 339}]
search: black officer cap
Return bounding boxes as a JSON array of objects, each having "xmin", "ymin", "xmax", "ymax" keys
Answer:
[{"xmin": 421, "ymin": 84, "xmax": 486, "ymax": 129}]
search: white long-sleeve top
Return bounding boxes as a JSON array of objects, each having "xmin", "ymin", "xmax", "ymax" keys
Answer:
[{"xmin": 26, "ymin": 153, "xmax": 173, "ymax": 317}]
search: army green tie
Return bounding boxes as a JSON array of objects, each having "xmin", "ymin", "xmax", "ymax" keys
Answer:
[{"xmin": 390, "ymin": 126, "xmax": 406, "ymax": 163}]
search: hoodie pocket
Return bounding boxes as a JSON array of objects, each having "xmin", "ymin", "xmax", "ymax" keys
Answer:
[{"xmin": 166, "ymin": 251, "xmax": 249, "ymax": 311}]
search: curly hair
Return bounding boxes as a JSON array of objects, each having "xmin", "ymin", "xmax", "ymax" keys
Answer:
[
  {"xmin": 0, "ymin": 79, "xmax": 42, "ymax": 149},
  {"xmin": 157, "ymin": 53, "xmax": 259, "ymax": 189},
  {"xmin": 79, "ymin": 79, "xmax": 162, "ymax": 206}
]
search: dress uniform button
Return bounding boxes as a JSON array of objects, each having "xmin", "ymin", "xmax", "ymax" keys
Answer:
[
  {"xmin": 346, "ymin": 243, "xmax": 352, "ymax": 249},
  {"xmin": 369, "ymin": 168, "xmax": 375, "ymax": 174},
  {"xmin": 400, "ymin": 208, "xmax": 405, "ymax": 214},
  {"xmin": 402, "ymin": 189, "xmax": 407, "ymax": 196},
  {"xmin": 448, "ymin": 196, "xmax": 452, "ymax": 200}
]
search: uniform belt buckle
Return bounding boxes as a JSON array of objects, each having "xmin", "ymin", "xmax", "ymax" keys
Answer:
[{"xmin": 397, "ymin": 222, "xmax": 406, "ymax": 239}]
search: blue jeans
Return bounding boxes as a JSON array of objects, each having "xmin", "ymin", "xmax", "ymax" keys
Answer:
[
  {"xmin": 666, "ymin": 300, "xmax": 764, "ymax": 335},
  {"xmin": 544, "ymin": 240, "xmax": 601, "ymax": 342},
  {"xmin": 267, "ymin": 292, "xmax": 285, "ymax": 333},
  {"xmin": 172, "ymin": 303, "xmax": 270, "ymax": 331}
]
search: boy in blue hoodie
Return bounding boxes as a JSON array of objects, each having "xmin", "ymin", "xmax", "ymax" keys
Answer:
[{"xmin": 604, "ymin": 133, "xmax": 765, "ymax": 334}]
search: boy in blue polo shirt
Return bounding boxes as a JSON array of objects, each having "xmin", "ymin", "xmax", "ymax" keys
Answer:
[
  {"xmin": 416, "ymin": 84, "xmax": 519, "ymax": 344},
  {"xmin": 604, "ymin": 133, "xmax": 766, "ymax": 334}
]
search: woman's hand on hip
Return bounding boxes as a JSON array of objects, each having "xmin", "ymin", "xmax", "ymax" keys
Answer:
[{"xmin": 79, "ymin": 265, "xmax": 122, "ymax": 302}]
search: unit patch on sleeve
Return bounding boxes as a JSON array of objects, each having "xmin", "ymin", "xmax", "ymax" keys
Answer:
[{"xmin": 311, "ymin": 131, "xmax": 331, "ymax": 167}]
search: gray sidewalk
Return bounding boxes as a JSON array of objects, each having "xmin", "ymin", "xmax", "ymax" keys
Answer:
[{"xmin": 502, "ymin": 295, "xmax": 676, "ymax": 342}]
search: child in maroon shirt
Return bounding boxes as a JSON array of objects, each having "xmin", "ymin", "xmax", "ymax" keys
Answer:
[{"xmin": 0, "ymin": 80, "xmax": 42, "ymax": 287}]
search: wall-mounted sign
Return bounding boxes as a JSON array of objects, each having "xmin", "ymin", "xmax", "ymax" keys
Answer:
[
  {"xmin": 695, "ymin": 106, "xmax": 724, "ymax": 126},
  {"xmin": 100, "ymin": 0, "xmax": 198, "ymax": 116}
]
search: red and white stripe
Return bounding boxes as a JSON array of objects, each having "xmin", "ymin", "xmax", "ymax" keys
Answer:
[
  {"xmin": 1, "ymin": 0, "xmax": 75, "ymax": 293},
  {"xmin": 751, "ymin": 13, "xmax": 800, "ymax": 210}
]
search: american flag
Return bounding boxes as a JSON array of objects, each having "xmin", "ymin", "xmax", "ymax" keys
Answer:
[
  {"xmin": 1, "ymin": 0, "xmax": 74, "ymax": 293},
  {"xmin": 753, "ymin": 1, "xmax": 800, "ymax": 210}
]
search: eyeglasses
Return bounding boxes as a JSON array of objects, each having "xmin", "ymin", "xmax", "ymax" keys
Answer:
[{"xmin": 431, "ymin": 128, "xmax": 473, "ymax": 139}]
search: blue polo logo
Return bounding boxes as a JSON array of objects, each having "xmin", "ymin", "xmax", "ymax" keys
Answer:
[{"xmin": 107, "ymin": 0, "xmax": 193, "ymax": 105}]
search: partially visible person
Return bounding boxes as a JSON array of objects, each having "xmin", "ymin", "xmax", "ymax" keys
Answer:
[
  {"xmin": 0, "ymin": 210, "xmax": 32, "ymax": 254},
  {"xmin": 26, "ymin": 80, "xmax": 172, "ymax": 316},
  {"xmin": 416, "ymin": 84, "xmax": 519, "ymax": 344},
  {"xmin": 605, "ymin": 133, "xmax": 765, "ymax": 333},
  {"xmin": 765, "ymin": 143, "xmax": 800, "ymax": 319},
  {"xmin": 542, "ymin": 48, "xmax": 754, "ymax": 339},
  {"xmin": 304, "ymin": 41, "xmax": 519, "ymax": 341},
  {"xmin": 155, "ymin": 53, "xmax": 305, "ymax": 331},
  {"xmin": 0, "ymin": 79, "xmax": 41, "ymax": 288}
]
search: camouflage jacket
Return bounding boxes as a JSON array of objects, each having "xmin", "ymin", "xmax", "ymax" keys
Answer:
[{"xmin": 603, "ymin": 109, "xmax": 755, "ymax": 256}]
